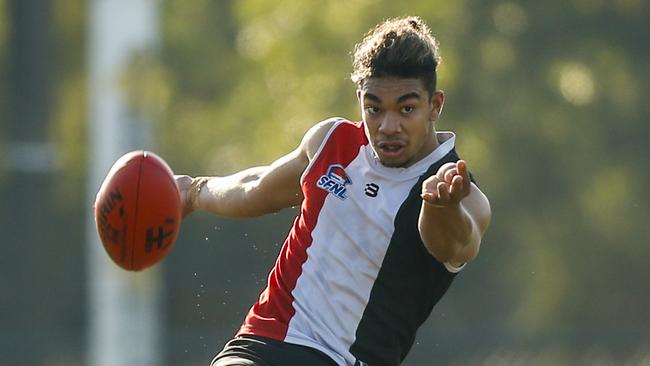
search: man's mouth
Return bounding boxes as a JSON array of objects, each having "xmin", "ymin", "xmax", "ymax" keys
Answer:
[{"xmin": 376, "ymin": 141, "xmax": 406, "ymax": 157}]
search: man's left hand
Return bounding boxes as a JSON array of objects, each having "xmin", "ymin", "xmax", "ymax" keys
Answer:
[{"xmin": 421, "ymin": 160, "xmax": 471, "ymax": 207}]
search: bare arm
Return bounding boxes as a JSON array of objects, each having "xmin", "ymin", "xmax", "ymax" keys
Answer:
[
  {"xmin": 418, "ymin": 160, "xmax": 491, "ymax": 267},
  {"xmin": 175, "ymin": 120, "xmax": 336, "ymax": 219}
]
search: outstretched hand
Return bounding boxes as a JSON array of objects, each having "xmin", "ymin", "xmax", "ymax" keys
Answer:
[
  {"xmin": 421, "ymin": 160, "xmax": 471, "ymax": 207},
  {"xmin": 174, "ymin": 174, "xmax": 195, "ymax": 218}
]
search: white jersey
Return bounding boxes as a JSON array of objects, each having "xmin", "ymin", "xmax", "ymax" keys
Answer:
[{"xmin": 238, "ymin": 118, "xmax": 466, "ymax": 366}]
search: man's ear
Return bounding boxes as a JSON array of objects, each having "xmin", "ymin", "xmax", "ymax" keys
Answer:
[{"xmin": 430, "ymin": 91, "xmax": 445, "ymax": 121}]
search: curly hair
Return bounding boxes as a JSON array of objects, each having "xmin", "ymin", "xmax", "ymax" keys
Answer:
[{"xmin": 351, "ymin": 16, "xmax": 441, "ymax": 96}]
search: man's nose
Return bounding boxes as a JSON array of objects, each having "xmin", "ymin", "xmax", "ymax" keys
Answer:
[{"xmin": 378, "ymin": 113, "xmax": 401, "ymax": 135}]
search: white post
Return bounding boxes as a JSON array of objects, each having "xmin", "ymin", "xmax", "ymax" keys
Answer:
[{"xmin": 86, "ymin": 1, "xmax": 161, "ymax": 366}]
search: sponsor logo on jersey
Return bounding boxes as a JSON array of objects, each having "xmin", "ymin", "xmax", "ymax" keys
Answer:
[
  {"xmin": 317, "ymin": 164, "xmax": 352, "ymax": 200},
  {"xmin": 364, "ymin": 183, "xmax": 379, "ymax": 197}
]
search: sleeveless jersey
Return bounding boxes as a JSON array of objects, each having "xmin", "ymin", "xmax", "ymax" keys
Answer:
[{"xmin": 237, "ymin": 118, "xmax": 466, "ymax": 366}]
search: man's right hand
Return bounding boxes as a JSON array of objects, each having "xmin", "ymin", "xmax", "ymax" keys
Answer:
[{"xmin": 174, "ymin": 174, "xmax": 196, "ymax": 218}]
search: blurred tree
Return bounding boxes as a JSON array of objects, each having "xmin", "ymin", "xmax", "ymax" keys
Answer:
[
  {"xmin": 51, "ymin": 0, "xmax": 88, "ymax": 208},
  {"xmin": 149, "ymin": 1, "xmax": 650, "ymax": 364},
  {"xmin": 1, "ymin": 1, "xmax": 81, "ymax": 366},
  {"xmin": 1, "ymin": 0, "xmax": 648, "ymax": 364},
  {"xmin": 0, "ymin": 0, "xmax": 8, "ymax": 180}
]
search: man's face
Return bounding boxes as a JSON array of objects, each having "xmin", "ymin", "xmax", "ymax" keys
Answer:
[{"xmin": 358, "ymin": 77, "xmax": 444, "ymax": 168}]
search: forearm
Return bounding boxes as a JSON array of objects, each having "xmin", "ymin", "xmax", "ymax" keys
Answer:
[
  {"xmin": 187, "ymin": 156, "xmax": 305, "ymax": 219},
  {"xmin": 177, "ymin": 123, "xmax": 330, "ymax": 220},
  {"xmin": 192, "ymin": 166, "xmax": 271, "ymax": 218},
  {"xmin": 418, "ymin": 201, "xmax": 480, "ymax": 264}
]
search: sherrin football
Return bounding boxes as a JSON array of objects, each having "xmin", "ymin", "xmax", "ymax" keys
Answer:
[{"xmin": 94, "ymin": 151, "xmax": 181, "ymax": 271}]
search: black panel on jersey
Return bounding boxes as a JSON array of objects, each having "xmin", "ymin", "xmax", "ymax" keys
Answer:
[{"xmin": 349, "ymin": 149, "xmax": 469, "ymax": 366}]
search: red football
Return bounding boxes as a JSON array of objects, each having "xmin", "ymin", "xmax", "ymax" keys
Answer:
[{"xmin": 94, "ymin": 151, "xmax": 181, "ymax": 271}]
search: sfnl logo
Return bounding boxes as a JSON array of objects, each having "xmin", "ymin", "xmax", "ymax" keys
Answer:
[{"xmin": 317, "ymin": 164, "xmax": 352, "ymax": 200}]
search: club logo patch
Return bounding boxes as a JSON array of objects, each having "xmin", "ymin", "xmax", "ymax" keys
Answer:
[{"xmin": 317, "ymin": 164, "xmax": 352, "ymax": 200}]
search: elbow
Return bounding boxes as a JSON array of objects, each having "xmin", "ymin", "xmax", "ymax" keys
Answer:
[
  {"xmin": 419, "ymin": 225, "xmax": 455, "ymax": 263},
  {"xmin": 423, "ymin": 238, "xmax": 480, "ymax": 265},
  {"xmin": 420, "ymin": 225, "xmax": 481, "ymax": 265},
  {"xmin": 422, "ymin": 240, "xmax": 456, "ymax": 263}
]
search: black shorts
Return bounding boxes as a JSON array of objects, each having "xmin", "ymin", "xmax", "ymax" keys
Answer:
[{"xmin": 211, "ymin": 335, "xmax": 339, "ymax": 366}]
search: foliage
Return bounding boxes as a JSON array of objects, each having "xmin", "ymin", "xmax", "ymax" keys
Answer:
[
  {"xmin": 2, "ymin": 0, "xmax": 649, "ymax": 364},
  {"xmin": 149, "ymin": 1, "xmax": 650, "ymax": 362}
]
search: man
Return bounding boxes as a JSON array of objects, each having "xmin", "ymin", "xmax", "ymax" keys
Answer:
[{"xmin": 176, "ymin": 16, "xmax": 491, "ymax": 366}]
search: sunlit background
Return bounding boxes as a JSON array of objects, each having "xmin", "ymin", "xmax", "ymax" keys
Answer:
[{"xmin": 1, "ymin": 0, "xmax": 649, "ymax": 365}]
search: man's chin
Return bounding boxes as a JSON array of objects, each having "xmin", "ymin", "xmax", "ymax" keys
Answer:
[
  {"xmin": 373, "ymin": 147, "xmax": 412, "ymax": 168},
  {"xmin": 378, "ymin": 157, "xmax": 409, "ymax": 168}
]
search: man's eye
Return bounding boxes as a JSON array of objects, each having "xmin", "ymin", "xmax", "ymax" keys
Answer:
[
  {"xmin": 366, "ymin": 106, "xmax": 380, "ymax": 114},
  {"xmin": 401, "ymin": 106, "xmax": 415, "ymax": 114}
]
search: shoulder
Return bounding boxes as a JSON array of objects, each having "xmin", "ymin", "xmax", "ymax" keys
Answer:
[{"xmin": 301, "ymin": 117, "xmax": 356, "ymax": 160}]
